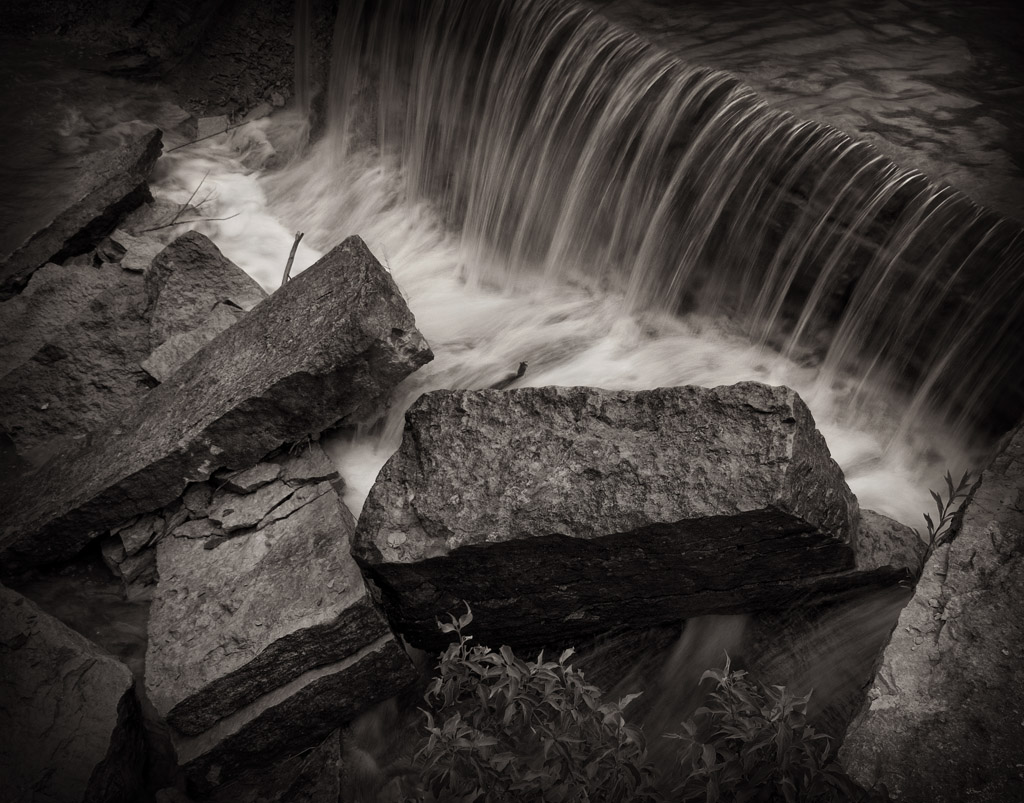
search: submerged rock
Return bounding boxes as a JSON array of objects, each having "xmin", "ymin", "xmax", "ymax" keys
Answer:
[
  {"xmin": 0, "ymin": 584, "xmax": 144, "ymax": 803},
  {"xmin": 841, "ymin": 426, "xmax": 1024, "ymax": 801},
  {"xmin": 0, "ymin": 124, "xmax": 163, "ymax": 299},
  {"xmin": 0, "ymin": 236, "xmax": 432, "ymax": 570},
  {"xmin": 354, "ymin": 383, "xmax": 891, "ymax": 650},
  {"xmin": 146, "ymin": 445, "xmax": 414, "ymax": 792}
]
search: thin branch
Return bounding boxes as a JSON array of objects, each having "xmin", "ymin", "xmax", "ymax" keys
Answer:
[
  {"xmin": 167, "ymin": 170, "xmax": 211, "ymax": 228},
  {"xmin": 282, "ymin": 231, "xmax": 305, "ymax": 285},
  {"xmin": 167, "ymin": 122, "xmax": 248, "ymax": 152},
  {"xmin": 139, "ymin": 212, "xmax": 241, "ymax": 234}
]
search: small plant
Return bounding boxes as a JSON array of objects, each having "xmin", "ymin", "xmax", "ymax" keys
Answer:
[
  {"xmin": 666, "ymin": 656, "xmax": 881, "ymax": 803},
  {"xmin": 918, "ymin": 469, "xmax": 973, "ymax": 573},
  {"xmin": 411, "ymin": 605, "xmax": 660, "ymax": 802}
]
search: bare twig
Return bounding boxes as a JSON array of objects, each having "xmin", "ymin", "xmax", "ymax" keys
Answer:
[
  {"xmin": 163, "ymin": 170, "xmax": 211, "ymax": 230},
  {"xmin": 167, "ymin": 122, "xmax": 248, "ymax": 152},
  {"xmin": 282, "ymin": 231, "xmax": 305, "ymax": 285},
  {"xmin": 139, "ymin": 212, "xmax": 241, "ymax": 234}
]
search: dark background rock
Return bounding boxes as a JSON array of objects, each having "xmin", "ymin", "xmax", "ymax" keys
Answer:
[
  {"xmin": 0, "ymin": 584, "xmax": 145, "ymax": 803},
  {"xmin": 0, "ymin": 235, "xmax": 431, "ymax": 572},
  {"xmin": 0, "ymin": 261, "xmax": 154, "ymax": 465},
  {"xmin": 355, "ymin": 383, "xmax": 869, "ymax": 650},
  {"xmin": 840, "ymin": 426, "xmax": 1024, "ymax": 801},
  {"xmin": 0, "ymin": 124, "xmax": 162, "ymax": 299}
]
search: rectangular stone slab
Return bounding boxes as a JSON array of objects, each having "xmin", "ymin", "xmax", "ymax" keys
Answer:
[
  {"xmin": 0, "ymin": 236, "xmax": 432, "ymax": 570},
  {"xmin": 146, "ymin": 458, "xmax": 401, "ymax": 735},
  {"xmin": 354, "ymin": 383, "xmax": 863, "ymax": 649}
]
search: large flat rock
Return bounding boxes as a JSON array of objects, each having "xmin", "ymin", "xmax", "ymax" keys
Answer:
[
  {"xmin": 0, "ymin": 584, "xmax": 144, "ymax": 802},
  {"xmin": 0, "ymin": 235, "xmax": 432, "ymax": 570},
  {"xmin": 354, "ymin": 383, "xmax": 869, "ymax": 649},
  {"xmin": 841, "ymin": 426, "xmax": 1024, "ymax": 801},
  {"xmin": 0, "ymin": 124, "xmax": 163, "ymax": 299},
  {"xmin": 145, "ymin": 445, "xmax": 415, "ymax": 792}
]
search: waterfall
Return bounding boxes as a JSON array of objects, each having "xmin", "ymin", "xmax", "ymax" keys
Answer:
[{"xmin": 322, "ymin": 0, "xmax": 1023, "ymax": 437}]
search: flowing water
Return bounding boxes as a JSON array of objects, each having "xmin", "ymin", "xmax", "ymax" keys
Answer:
[
  {"xmin": 149, "ymin": 0, "xmax": 1024, "ymax": 528},
  {"xmin": 4, "ymin": 0, "xmax": 1020, "ymax": 786}
]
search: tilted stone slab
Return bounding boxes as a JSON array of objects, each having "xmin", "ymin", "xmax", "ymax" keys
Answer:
[
  {"xmin": 146, "ymin": 447, "xmax": 414, "ymax": 791},
  {"xmin": 0, "ymin": 584, "xmax": 144, "ymax": 803},
  {"xmin": 0, "ymin": 124, "xmax": 163, "ymax": 299},
  {"xmin": 354, "ymin": 383, "xmax": 869, "ymax": 649},
  {"xmin": 0, "ymin": 235, "xmax": 432, "ymax": 570},
  {"xmin": 841, "ymin": 426, "xmax": 1024, "ymax": 802}
]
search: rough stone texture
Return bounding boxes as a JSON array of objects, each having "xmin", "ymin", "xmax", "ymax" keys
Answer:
[
  {"xmin": 354, "ymin": 383, "xmax": 876, "ymax": 650},
  {"xmin": 0, "ymin": 584, "xmax": 144, "ymax": 803},
  {"xmin": 0, "ymin": 262, "xmax": 122, "ymax": 380},
  {"xmin": 109, "ymin": 229, "xmax": 166, "ymax": 273},
  {"xmin": 0, "ymin": 235, "xmax": 432, "ymax": 570},
  {"xmin": 177, "ymin": 633, "xmax": 409, "ymax": 794},
  {"xmin": 144, "ymin": 446, "xmax": 415, "ymax": 793},
  {"xmin": 142, "ymin": 303, "xmax": 246, "ymax": 381},
  {"xmin": 147, "ymin": 445, "xmax": 414, "ymax": 745},
  {"xmin": 144, "ymin": 230, "xmax": 266, "ymax": 349},
  {"xmin": 0, "ymin": 261, "xmax": 154, "ymax": 463},
  {"xmin": 841, "ymin": 426, "xmax": 1024, "ymax": 801},
  {"xmin": 0, "ymin": 125, "xmax": 163, "ymax": 299}
]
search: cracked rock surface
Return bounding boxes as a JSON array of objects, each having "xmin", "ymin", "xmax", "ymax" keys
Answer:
[
  {"xmin": 354, "ymin": 383, "xmax": 874, "ymax": 650},
  {"xmin": 841, "ymin": 425, "xmax": 1024, "ymax": 801},
  {"xmin": 0, "ymin": 583, "xmax": 144, "ymax": 803},
  {"xmin": 145, "ymin": 444, "xmax": 415, "ymax": 791}
]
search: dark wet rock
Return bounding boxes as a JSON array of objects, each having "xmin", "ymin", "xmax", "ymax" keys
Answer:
[
  {"xmin": 0, "ymin": 262, "xmax": 153, "ymax": 463},
  {"xmin": 147, "ymin": 447, "xmax": 415, "ymax": 792},
  {"xmin": 841, "ymin": 426, "xmax": 1024, "ymax": 802},
  {"xmin": 0, "ymin": 235, "xmax": 432, "ymax": 570},
  {"xmin": 354, "ymin": 383, "xmax": 874, "ymax": 650},
  {"xmin": 145, "ymin": 231, "xmax": 266, "ymax": 350},
  {"xmin": 0, "ymin": 583, "xmax": 145, "ymax": 803},
  {"xmin": 0, "ymin": 125, "xmax": 162, "ymax": 299}
]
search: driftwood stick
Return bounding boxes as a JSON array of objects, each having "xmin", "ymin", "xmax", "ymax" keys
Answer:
[
  {"xmin": 167, "ymin": 122, "xmax": 247, "ymax": 152},
  {"xmin": 139, "ymin": 212, "xmax": 241, "ymax": 234},
  {"xmin": 282, "ymin": 231, "xmax": 305, "ymax": 285}
]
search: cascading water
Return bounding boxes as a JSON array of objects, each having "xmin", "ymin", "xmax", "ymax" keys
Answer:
[{"xmin": 169, "ymin": 0, "xmax": 1020, "ymax": 528}]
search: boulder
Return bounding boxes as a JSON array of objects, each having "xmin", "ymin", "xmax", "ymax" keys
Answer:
[
  {"xmin": 146, "ymin": 445, "xmax": 414, "ymax": 792},
  {"xmin": 0, "ymin": 235, "xmax": 432, "ymax": 570},
  {"xmin": 0, "ymin": 124, "xmax": 162, "ymax": 299},
  {"xmin": 353, "ymin": 383, "xmax": 902, "ymax": 650},
  {"xmin": 841, "ymin": 426, "xmax": 1024, "ymax": 801},
  {"xmin": 0, "ymin": 584, "xmax": 144, "ymax": 802},
  {"xmin": 144, "ymin": 230, "xmax": 267, "ymax": 350}
]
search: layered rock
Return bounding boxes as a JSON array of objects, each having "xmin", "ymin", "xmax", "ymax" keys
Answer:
[
  {"xmin": 352, "ymin": 383, "xmax": 917, "ymax": 650},
  {"xmin": 0, "ymin": 235, "xmax": 432, "ymax": 570},
  {"xmin": 841, "ymin": 426, "xmax": 1024, "ymax": 801},
  {"xmin": 0, "ymin": 124, "xmax": 163, "ymax": 299},
  {"xmin": 0, "ymin": 584, "xmax": 144, "ymax": 802},
  {"xmin": 145, "ymin": 444, "xmax": 414, "ymax": 792}
]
